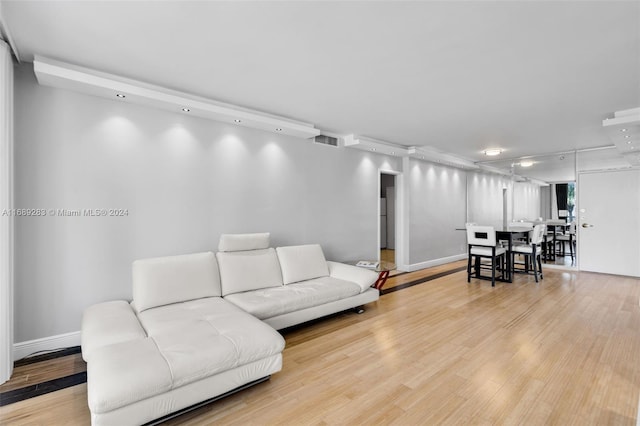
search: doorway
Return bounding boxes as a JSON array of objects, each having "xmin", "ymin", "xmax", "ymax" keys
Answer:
[{"xmin": 380, "ymin": 173, "xmax": 396, "ymax": 264}]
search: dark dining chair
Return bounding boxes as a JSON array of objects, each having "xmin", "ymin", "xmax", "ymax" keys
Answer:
[
  {"xmin": 466, "ymin": 225, "xmax": 507, "ymax": 287},
  {"xmin": 555, "ymin": 221, "xmax": 576, "ymax": 261},
  {"xmin": 511, "ymin": 224, "xmax": 545, "ymax": 282}
]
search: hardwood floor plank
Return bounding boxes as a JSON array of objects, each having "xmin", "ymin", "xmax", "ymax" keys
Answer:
[
  {"xmin": 0, "ymin": 353, "xmax": 86, "ymax": 393},
  {"xmin": 2, "ymin": 265, "xmax": 640, "ymax": 425}
]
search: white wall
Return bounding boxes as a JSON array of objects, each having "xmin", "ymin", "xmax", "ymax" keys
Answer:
[
  {"xmin": 466, "ymin": 173, "xmax": 541, "ymax": 225},
  {"xmin": 513, "ymin": 181, "xmax": 541, "ymax": 221},
  {"xmin": 14, "ymin": 63, "xmax": 401, "ymax": 342},
  {"xmin": 408, "ymin": 160, "xmax": 467, "ymax": 264},
  {"xmin": 466, "ymin": 172, "xmax": 513, "ymax": 226},
  {"xmin": 13, "ymin": 62, "xmax": 546, "ymax": 345}
]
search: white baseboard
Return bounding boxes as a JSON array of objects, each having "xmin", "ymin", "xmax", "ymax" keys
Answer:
[
  {"xmin": 403, "ymin": 253, "xmax": 467, "ymax": 272},
  {"xmin": 13, "ymin": 331, "xmax": 81, "ymax": 360}
]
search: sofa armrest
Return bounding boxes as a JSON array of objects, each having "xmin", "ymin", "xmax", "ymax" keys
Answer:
[
  {"xmin": 81, "ymin": 300, "xmax": 147, "ymax": 362},
  {"xmin": 326, "ymin": 261, "xmax": 379, "ymax": 293}
]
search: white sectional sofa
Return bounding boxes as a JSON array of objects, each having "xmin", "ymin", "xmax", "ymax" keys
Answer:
[{"xmin": 81, "ymin": 233, "xmax": 379, "ymax": 425}]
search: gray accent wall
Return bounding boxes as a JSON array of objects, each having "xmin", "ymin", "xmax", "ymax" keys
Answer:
[
  {"xmin": 13, "ymin": 63, "xmax": 399, "ymax": 341},
  {"xmin": 13, "ymin": 63, "xmax": 544, "ymax": 342},
  {"xmin": 408, "ymin": 160, "xmax": 467, "ymax": 264}
]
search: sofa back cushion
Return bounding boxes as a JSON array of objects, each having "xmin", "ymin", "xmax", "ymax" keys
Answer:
[
  {"xmin": 216, "ymin": 248, "xmax": 284, "ymax": 296},
  {"xmin": 276, "ymin": 244, "xmax": 330, "ymax": 285},
  {"xmin": 132, "ymin": 252, "xmax": 221, "ymax": 313},
  {"xmin": 218, "ymin": 232, "xmax": 270, "ymax": 252}
]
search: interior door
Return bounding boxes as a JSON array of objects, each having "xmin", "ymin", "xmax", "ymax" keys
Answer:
[{"xmin": 578, "ymin": 169, "xmax": 640, "ymax": 277}]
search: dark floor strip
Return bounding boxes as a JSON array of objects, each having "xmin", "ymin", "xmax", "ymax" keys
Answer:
[
  {"xmin": 381, "ymin": 266, "xmax": 468, "ymax": 295},
  {"xmin": 0, "ymin": 372, "xmax": 87, "ymax": 407},
  {"xmin": 14, "ymin": 346, "xmax": 82, "ymax": 367}
]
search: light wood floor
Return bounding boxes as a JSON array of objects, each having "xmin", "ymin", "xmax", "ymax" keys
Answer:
[{"xmin": 2, "ymin": 265, "xmax": 640, "ymax": 425}]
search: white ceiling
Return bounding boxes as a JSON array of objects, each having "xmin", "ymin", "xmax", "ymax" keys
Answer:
[{"xmin": 1, "ymin": 0, "xmax": 639, "ymax": 179}]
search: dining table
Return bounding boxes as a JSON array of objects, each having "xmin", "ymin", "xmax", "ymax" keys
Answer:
[{"xmin": 457, "ymin": 224, "xmax": 533, "ymax": 283}]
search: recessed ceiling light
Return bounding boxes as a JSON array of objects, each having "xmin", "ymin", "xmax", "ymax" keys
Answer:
[
  {"xmin": 621, "ymin": 128, "xmax": 628, "ymax": 132},
  {"xmin": 520, "ymin": 160, "xmax": 534, "ymax": 167},
  {"xmin": 625, "ymin": 135, "xmax": 631, "ymax": 138},
  {"xmin": 371, "ymin": 148, "xmax": 376, "ymax": 152},
  {"xmin": 628, "ymin": 141, "xmax": 633, "ymax": 144},
  {"xmin": 116, "ymin": 93, "xmax": 125, "ymax": 98},
  {"xmin": 182, "ymin": 108, "xmax": 190, "ymax": 112},
  {"xmin": 275, "ymin": 128, "xmax": 282, "ymax": 132},
  {"xmin": 484, "ymin": 149, "xmax": 502, "ymax": 156},
  {"xmin": 234, "ymin": 119, "xmax": 242, "ymax": 123},
  {"xmin": 391, "ymin": 151, "xmax": 395, "ymax": 155}
]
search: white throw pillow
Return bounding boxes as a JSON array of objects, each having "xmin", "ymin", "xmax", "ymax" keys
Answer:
[
  {"xmin": 276, "ymin": 244, "xmax": 330, "ymax": 285},
  {"xmin": 132, "ymin": 252, "xmax": 221, "ymax": 312},
  {"xmin": 216, "ymin": 248, "xmax": 284, "ymax": 296}
]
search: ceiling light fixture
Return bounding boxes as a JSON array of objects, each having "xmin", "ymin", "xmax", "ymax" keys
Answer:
[
  {"xmin": 621, "ymin": 128, "xmax": 628, "ymax": 132},
  {"xmin": 484, "ymin": 149, "xmax": 502, "ymax": 156},
  {"xmin": 182, "ymin": 107, "xmax": 190, "ymax": 112},
  {"xmin": 234, "ymin": 119, "xmax": 242, "ymax": 123},
  {"xmin": 520, "ymin": 160, "xmax": 534, "ymax": 167},
  {"xmin": 275, "ymin": 128, "xmax": 282, "ymax": 132},
  {"xmin": 116, "ymin": 93, "xmax": 125, "ymax": 98}
]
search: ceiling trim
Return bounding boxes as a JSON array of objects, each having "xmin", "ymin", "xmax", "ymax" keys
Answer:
[
  {"xmin": 32, "ymin": 56, "xmax": 321, "ymax": 139},
  {"xmin": 343, "ymin": 134, "xmax": 410, "ymax": 157},
  {"xmin": 407, "ymin": 146, "xmax": 479, "ymax": 170},
  {"xmin": 476, "ymin": 145, "xmax": 616, "ymax": 165},
  {"xmin": 602, "ymin": 107, "xmax": 640, "ymax": 166}
]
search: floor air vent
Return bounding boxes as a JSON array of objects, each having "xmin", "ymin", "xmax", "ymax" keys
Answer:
[{"xmin": 314, "ymin": 135, "xmax": 339, "ymax": 147}]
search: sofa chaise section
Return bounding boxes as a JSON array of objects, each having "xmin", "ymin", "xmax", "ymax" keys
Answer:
[{"xmin": 81, "ymin": 251, "xmax": 285, "ymax": 426}]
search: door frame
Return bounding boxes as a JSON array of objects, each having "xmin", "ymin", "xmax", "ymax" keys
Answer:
[{"xmin": 379, "ymin": 168, "xmax": 405, "ymax": 270}]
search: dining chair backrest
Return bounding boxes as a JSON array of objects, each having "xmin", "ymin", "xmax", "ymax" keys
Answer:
[
  {"xmin": 466, "ymin": 225, "xmax": 497, "ymax": 247},
  {"xmin": 531, "ymin": 224, "xmax": 546, "ymax": 245}
]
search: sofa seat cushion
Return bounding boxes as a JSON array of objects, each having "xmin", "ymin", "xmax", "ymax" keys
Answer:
[
  {"xmin": 87, "ymin": 338, "xmax": 173, "ymax": 415},
  {"xmin": 137, "ymin": 297, "xmax": 285, "ymax": 388},
  {"xmin": 223, "ymin": 276, "xmax": 361, "ymax": 320}
]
